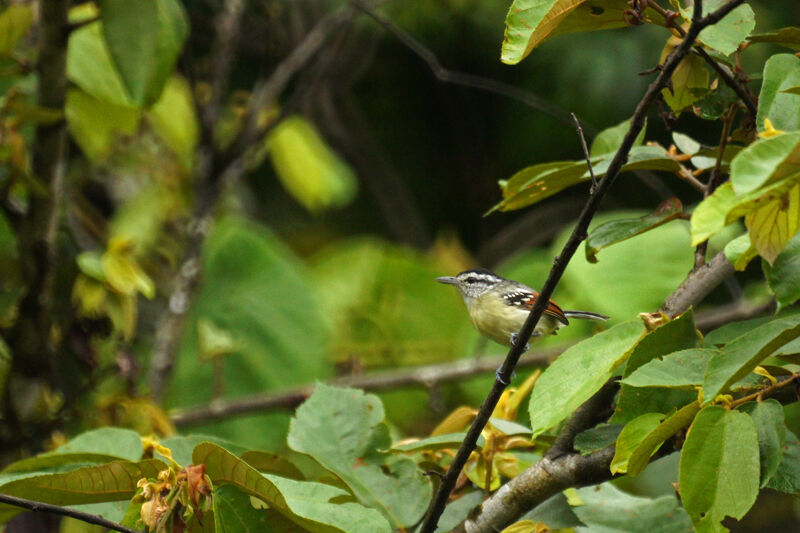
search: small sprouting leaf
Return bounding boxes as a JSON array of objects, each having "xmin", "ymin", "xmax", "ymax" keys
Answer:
[
  {"xmin": 622, "ymin": 348, "xmax": 715, "ymax": 389},
  {"xmin": 679, "ymin": 406, "xmax": 759, "ymax": 532},
  {"xmin": 738, "ymin": 400, "xmax": 786, "ymax": 487},
  {"xmin": 757, "ymin": 54, "xmax": 800, "ymax": 133},
  {"xmin": 764, "ymin": 232, "xmax": 800, "ymax": 307},
  {"xmin": 585, "ymin": 198, "xmax": 682, "ymax": 263},
  {"xmin": 0, "ymin": 5, "xmax": 34, "ymax": 55},
  {"xmin": 703, "ymin": 314, "xmax": 800, "ymax": 401},
  {"xmin": 611, "ymin": 412, "xmax": 666, "ymax": 474},
  {"xmin": 724, "ymin": 232, "xmax": 758, "ymax": 271},
  {"xmin": 589, "ymin": 117, "xmax": 646, "ymax": 157},
  {"xmin": 529, "ymin": 321, "xmax": 644, "ymax": 438},
  {"xmin": 748, "ymin": 27, "xmax": 800, "ymax": 50},
  {"xmin": 744, "ymin": 183, "xmax": 800, "ymax": 264},
  {"xmin": 287, "ymin": 384, "xmax": 431, "ymax": 528}
]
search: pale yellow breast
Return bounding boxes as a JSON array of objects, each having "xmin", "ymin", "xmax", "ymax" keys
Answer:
[{"xmin": 465, "ymin": 293, "xmax": 562, "ymax": 348}]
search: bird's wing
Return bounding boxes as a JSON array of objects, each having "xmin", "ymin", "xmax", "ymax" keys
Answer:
[{"xmin": 502, "ymin": 289, "xmax": 569, "ymax": 326}]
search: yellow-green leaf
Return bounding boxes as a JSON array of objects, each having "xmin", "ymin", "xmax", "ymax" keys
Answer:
[
  {"xmin": 745, "ymin": 184, "xmax": 800, "ymax": 264},
  {"xmin": 0, "ymin": 5, "xmax": 34, "ymax": 55},
  {"xmin": 661, "ymin": 53, "xmax": 709, "ymax": 113}
]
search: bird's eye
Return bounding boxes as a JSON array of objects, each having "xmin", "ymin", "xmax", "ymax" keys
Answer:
[{"xmin": 465, "ymin": 277, "xmax": 477, "ymax": 284}]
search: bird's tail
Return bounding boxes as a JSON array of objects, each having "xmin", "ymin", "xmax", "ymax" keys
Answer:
[{"xmin": 564, "ymin": 310, "xmax": 609, "ymax": 321}]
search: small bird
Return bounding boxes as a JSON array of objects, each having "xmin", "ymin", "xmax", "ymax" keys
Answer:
[{"xmin": 437, "ymin": 268, "xmax": 608, "ymax": 351}]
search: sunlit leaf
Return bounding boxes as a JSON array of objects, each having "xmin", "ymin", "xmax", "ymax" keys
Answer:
[
  {"xmin": 748, "ymin": 27, "xmax": 800, "ymax": 51},
  {"xmin": 679, "ymin": 406, "xmax": 759, "ymax": 532},
  {"xmin": 585, "ymin": 198, "xmax": 682, "ymax": 263},
  {"xmin": 287, "ymin": 384, "xmax": 431, "ymax": 528},
  {"xmin": 693, "ymin": 0, "xmax": 755, "ymax": 55},
  {"xmin": 0, "ymin": 5, "xmax": 34, "ymax": 55},
  {"xmin": 611, "ymin": 412, "xmax": 665, "ymax": 474},
  {"xmin": 622, "ymin": 348, "xmax": 715, "ymax": 389},
  {"xmin": 67, "ymin": 22, "xmax": 134, "ymax": 107},
  {"xmin": 724, "ymin": 232, "xmax": 758, "ymax": 271},
  {"xmin": 625, "ymin": 401, "xmax": 700, "ymax": 477},
  {"xmin": 529, "ymin": 321, "xmax": 644, "ymax": 438},
  {"xmin": 757, "ymin": 54, "xmax": 800, "ymax": 134},
  {"xmin": 266, "ymin": 116, "xmax": 358, "ymax": 213},
  {"xmin": 65, "ymin": 88, "xmax": 140, "ymax": 161},
  {"xmin": 745, "ymin": 183, "xmax": 800, "ymax": 264},
  {"xmin": 703, "ymin": 314, "xmax": 800, "ymax": 401},
  {"xmin": 147, "ymin": 75, "xmax": 198, "ymax": 169}
]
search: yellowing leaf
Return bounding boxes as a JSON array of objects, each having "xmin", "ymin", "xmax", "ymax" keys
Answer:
[
  {"xmin": 431, "ymin": 406, "xmax": 477, "ymax": 436},
  {"xmin": 501, "ymin": 520, "xmax": 549, "ymax": 533},
  {"xmin": 661, "ymin": 51, "xmax": 709, "ymax": 112},
  {"xmin": 0, "ymin": 5, "xmax": 34, "ymax": 55},
  {"xmin": 101, "ymin": 239, "xmax": 155, "ymax": 298},
  {"xmin": 745, "ymin": 184, "xmax": 800, "ymax": 264}
]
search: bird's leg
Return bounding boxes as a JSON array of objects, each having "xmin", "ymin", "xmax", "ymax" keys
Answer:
[{"xmin": 496, "ymin": 331, "xmax": 542, "ymax": 384}]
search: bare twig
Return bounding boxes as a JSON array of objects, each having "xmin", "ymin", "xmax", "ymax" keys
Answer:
[
  {"xmin": 419, "ymin": 1, "xmax": 746, "ymax": 530},
  {"xmin": 571, "ymin": 113, "xmax": 597, "ymax": 192},
  {"xmin": 0, "ymin": 493, "xmax": 142, "ymax": 533},
  {"xmin": 148, "ymin": 5, "xmax": 356, "ymax": 400},
  {"xmin": 169, "ymin": 345, "xmax": 566, "ymax": 426},
  {"xmin": 694, "ymin": 299, "xmax": 775, "ymax": 331},
  {"xmin": 730, "ymin": 373, "xmax": 800, "ymax": 408}
]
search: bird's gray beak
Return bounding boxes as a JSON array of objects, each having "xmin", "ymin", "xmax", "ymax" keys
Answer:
[{"xmin": 436, "ymin": 276, "xmax": 458, "ymax": 285}]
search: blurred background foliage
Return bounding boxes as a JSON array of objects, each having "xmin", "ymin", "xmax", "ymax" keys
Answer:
[{"xmin": 2, "ymin": 0, "xmax": 800, "ymax": 529}]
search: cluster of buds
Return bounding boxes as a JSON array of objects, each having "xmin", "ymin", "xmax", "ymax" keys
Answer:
[{"xmin": 134, "ymin": 465, "xmax": 212, "ymax": 531}]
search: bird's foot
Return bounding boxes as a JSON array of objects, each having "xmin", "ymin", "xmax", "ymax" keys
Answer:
[
  {"xmin": 510, "ymin": 331, "xmax": 540, "ymax": 352},
  {"xmin": 495, "ymin": 366, "xmax": 515, "ymax": 385}
]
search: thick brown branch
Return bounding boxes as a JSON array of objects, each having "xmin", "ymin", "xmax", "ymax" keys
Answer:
[
  {"xmin": 661, "ymin": 251, "xmax": 735, "ymax": 318},
  {"xmin": 170, "ymin": 345, "xmax": 566, "ymax": 426},
  {"xmin": 0, "ymin": 493, "xmax": 141, "ymax": 533},
  {"xmin": 419, "ymin": 1, "xmax": 744, "ymax": 530},
  {"xmin": 547, "ymin": 378, "xmax": 619, "ymax": 459}
]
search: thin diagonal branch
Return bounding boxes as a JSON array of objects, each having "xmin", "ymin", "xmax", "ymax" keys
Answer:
[
  {"xmin": 0, "ymin": 493, "xmax": 141, "ymax": 533},
  {"xmin": 169, "ymin": 345, "xmax": 566, "ymax": 426},
  {"xmin": 419, "ymin": 0, "xmax": 744, "ymax": 530}
]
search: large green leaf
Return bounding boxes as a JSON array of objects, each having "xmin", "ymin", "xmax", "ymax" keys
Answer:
[
  {"xmin": 693, "ymin": 0, "xmax": 755, "ymax": 55},
  {"xmin": 67, "ymin": 22, "xmax": 135, "ymax": 107},
  {"xmin": 738, "ymin": 400, "xmax": 786, "ymax": 487},
  {"xmin": 757, "ymin": 54, "xmax": 800, "ymax": 132},
  {"xmin": 501, "ymin": 0, "xmax": 631, "ymax": 65},
  {"xmin": 572, "ymin": 483, "xmax": 692, "ymax": 533},
  {"xmin": 99, "ymin": 0, "xmax": 188, "ymax": 106},
  {"xmin": 528, "ymin": 321, "xmax": 643, "ymax": 438},
  {"xmin": 748, "ymin": 27, "xmax": 800, "ymax": 51},
  {"xmin": 0, "ymin": 5, "xmax": 34, "ymax": 55},
  {"xmin": 679, "ymin": 406, "xmax": 759, "ymax": 532},
  {"xmin": 589, "ymin": 117, "xmax": 646, "ymax": 157},
  {"xmin": 213, "ymin": 484, "xmax": 292, "ymax": 533},
  {"xmin": 764, "ymin": 232, "xmax": 800, "ymax": 308},
  {"xmin": 147, "ymin": 75, "xmax": 198, "ymax": 169},
  {"xmin": 195, "ymin": 442, "xmax": 391, "ymax": 533},
  {"xmin": 0, "ymin": 459, "xmax": 165, "ymax": 523},
  {"xmin": 703, "ymin": 314, "xmax": 800, "ymax": 401},
  {"xmin": 585, "ymin": 198, "xmax": 683, "ymax": 263},
  {"xmin": 730, "ymin": 131, "xmax": 800, "ymax": 195},
  {"xmin": 170, "ymin": 218, "xmax": 332, "ymax": 450},
  {"xmin": 491, "ymin": 146, "xmax": 683, "ymax": 213},
  {"xmin": 287, "ymin": 384, "xmax": 431, "ymax": 528},
  {"xmin": 65, "ymin": 88, "xmax": 140, "ymax": 161},
  {"xmin": 622, "ymin": 348, "xmax": 716, "ymax": 389},
  {"xmin": 747, "ymin": 183, "xmax": 800, "ymax": 265}
]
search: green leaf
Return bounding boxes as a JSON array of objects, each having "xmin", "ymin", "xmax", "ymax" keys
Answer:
[
  {"xmin": 585, "ymin": 198, "xmax": 682, "ymax": 263},
  {"xmin": 266, "ymin": 116, "xmax": 358, "ymax": 213},
  {"xmin": 746, "ymin": 183, "xmax": 800, "ymax": 265},
  {"xmin": 731, "ymin": 130, "xmax": 800, "ymax": 195},
  {"xmin": 0, "ymin": 459, "xmax": 165, "ymax": 523},
  {"xmin": 767, "ymin": 429, "xmax": 800, "ymax": 493},
  {"xmin": 625, "ymin": 401, "xmax": 700, "ymax": 477},
  {"xmin": 147, "ymin": 75, "xmax": 198, "ymax": 169},
  {"xmin": 287, "ymin": 384, "xmax": 431, "ymax": 528},
  {"xmin": 501, "ymin": 0, "xmax": 630, "ymax": 65},
  {"xmin": 239, "ymin": 451, "xmax": 305, "ymax": 480},
  {"xmin": 694, "ymin": 0, "xmax": 755, "ymax": 55},
  {"xmin": 661, "ymin": 54, "xmax": 709, "ymax": 112},
  {"xmin": 434, "ymin": 490, "xmax": 484, "ymax": 533},
  {"xmin": 213, "ymin": 484, "xmax": 286, "ymax": 533},
  {"xmin": 49, "ymin": 428, "xmax": 143, "ymax": 461},
  {"xmin": 679, "ymin": 406, "xmax": 759, "ymax": 532},
  {"xmin": 391, "ymin": 433, "xmax": 484, "ymax": 453},
  {"xmin": 738, "ymin": 400, "xmax": 786, "ymax": 487},
  {"xmin": 574, "ymin": 424, "xmax": 622, "ymax": 456},
  {"xmin": 195, "ymin": 442, "xmax": 391, "ymax": 533},
  {"xmin": 703, "ymin": 314, "xmax": 800, "ymax": 401},
  {"xmin": 748, "ymin": 27, "xmax": 800, "ymax": 51},
  {"xmin": 492, "ymin": 145, "xmax": 683, "ymax": 213},
  {"xmin": 764, "ymin": 231, "xmax": 800, "ymax": 308},
  {"xmin": 529, "ymin": 321, "xmax": 644, "ymax": 438},
  {"xmin": 159, "ymin": 435, "xmax": 248, "ymax": 469},
  {"xmin": 757, "ymin": 54, "xmax": 800, "ymax": 132},
  {"xmin": 65, "ymin": 89, "xmax": 140, "ymax": 161},
  {"xmin": 100, "ymin": 0, "xmax": 188, "ymax": 106},
  {"xmin": 611, "ymin": 412, "xmax": 666, "ymax": 474},
  {"xmin": 170, "ymin": 218, "xmax": 331, "ymax": 450},
  {"xmin": 589, "ymin": 117, "xmax": 646, "ymax": 157},
  {"xmin": 0, "ymin": 5, "xmax": 34, "ymax": 55},
  {"xmin": 572, "ymin": 483, "xmax": 693, "ymax": 533},
  {"xmin": 67, "ymin": 22, "xmax": 135, "ymax": 107},
  {"xmin": 724, "ymin": 232, "xmax": 758, "ymax": 271},
  {"xmin": 622, "ymin": 348, "xmax": 716, "ymax": 389}
]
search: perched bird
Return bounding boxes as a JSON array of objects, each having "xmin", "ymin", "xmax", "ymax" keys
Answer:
[{"xmin": 437, "ymin": 268, "xmax": 608, "ymax": 351}]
